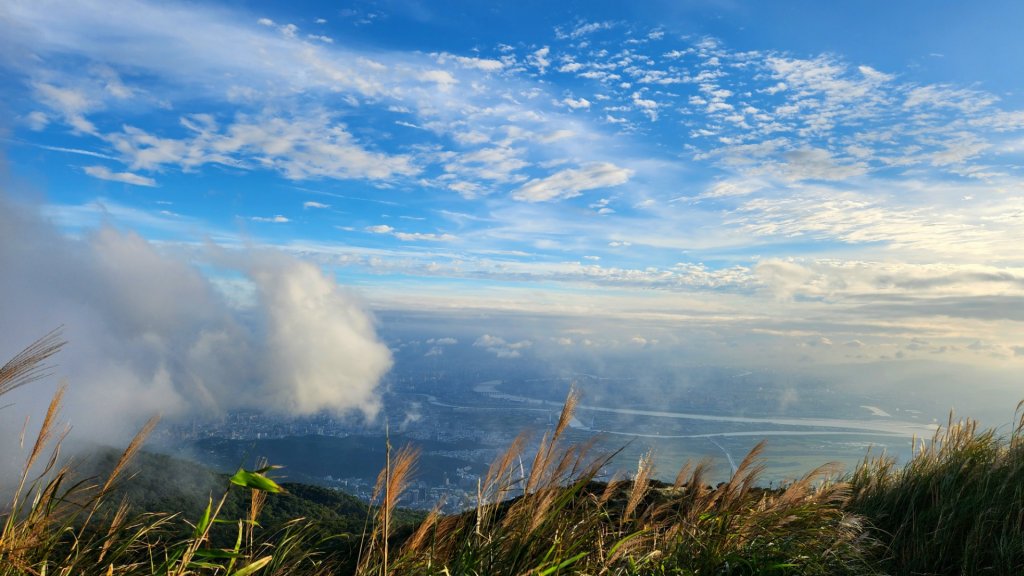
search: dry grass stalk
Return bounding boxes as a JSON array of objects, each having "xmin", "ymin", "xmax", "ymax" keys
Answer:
[
  {"xmin": 99, "ymin": 415, "xmax": 160, "ymax": 498},
  {"xmin": 360, "ymin": 442, "xmax": 419, "ymax": 576},
  {"xmin": 97, "ymin": 498, "xmax": 131, "ymax": 563},
  {"xmin": 22, "ymin": 383, "xmax": 66, "ymax": 479},
  {"xmin": 524, "ymin": 387, "xmax": 580, "ymax": 494},
  {"xmin": 246, "ymin": 457, "xmax": 269, "ymax": 550},
  {"xmin": 75, "ymin": 415, "xmax": 161, "ymax": 544},
  {"xmin": 403, "ymin": 503, "xmax": 444, "ymax": 554},
  {"xmin": 624, "ymin": 451, "xmax": 654, "ymax": 520},
  {"xmin": 717, "ymin": 440, "xmax": 767, "ymax": 511},
  {"xmin": 482, "ymin": 431, "xmax": 527, "ymax": 502},
  {"xmin": 0, "ymin": 328, "xmax": 64, "ymax": 397},
  {"xmin": 599, "ymin": 473, "xmax": 624, "ymax": 506}
]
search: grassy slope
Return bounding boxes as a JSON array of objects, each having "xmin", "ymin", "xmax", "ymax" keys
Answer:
[
  {"xmin": 7, "ymin": 409, "xmax": 1024, "ymax": 575},
  {"xmin": 4, "ymin": 334, "xmax": 1024, "ymax": 575}
]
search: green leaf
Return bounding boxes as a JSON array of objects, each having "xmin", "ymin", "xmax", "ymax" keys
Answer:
[
  {"xmin": 230, "ymin": 468, "xmax": 284, "ymax": 493},
  {"xmin": 230, "ymin": 555, "xmax": 273, "ymax": 576},
  {"xmin": 227, "ymin": 518, "xmax": 244, "ymax": 574},
  {"xmin": 193, "ymin": 549, "xmax": 245, "ymax": 559},
  {"xmin": 194, "ymin": 497, "xmax": 213, "ymax": 538},
  {"xmin": 608, "ymin": 530, "xmax": 645, "ymax": 558},
  {"xmin": 538, "ymin": 551, "xmax": 588, "ymax": 575}
]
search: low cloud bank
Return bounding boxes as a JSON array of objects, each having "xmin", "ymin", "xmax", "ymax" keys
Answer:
[{"xmin": 0, "ymin": 196, "xmax": 392, "ymax": 450}]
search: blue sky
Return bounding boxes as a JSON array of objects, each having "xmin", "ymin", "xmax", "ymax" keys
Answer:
[{"xmin": 3, "ymin": 0, "xmax": 1024, "ymax": 385}]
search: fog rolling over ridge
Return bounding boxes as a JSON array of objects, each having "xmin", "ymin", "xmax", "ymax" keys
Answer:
[{"xmin": 0, "ymin": 194, "xmax": 392, "ymax": 466}]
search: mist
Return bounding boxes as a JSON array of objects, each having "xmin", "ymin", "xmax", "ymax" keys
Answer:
[
  {"xmin": 0, "ymin": 194, "xmax": 392, "ymax": 468},
  {"xmin": 378, "ymin": 309, "xmax": 1024, "ymax": 429}
]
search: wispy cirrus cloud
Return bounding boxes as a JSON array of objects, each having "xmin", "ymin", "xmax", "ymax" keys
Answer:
[
  {"xmin": 366, "ymin": 224, "xmax": 456, "ymax": 242},
  {"xmin": 83, "ymin": 165, "xmax": 156, "ymax": 186},
  {"xmin": 251, "ymin": 215, "xmax": 290, "ymax": 223},
  {"xmin": 512, "ymin": 162, "xmax": 633, "ymax": 202}
]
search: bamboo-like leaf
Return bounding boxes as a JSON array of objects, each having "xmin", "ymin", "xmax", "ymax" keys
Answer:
[
  {"xmin": 194, "ymin": 497, "xmax": 213, "ymax": 538},
  {"xmin": 230, "ymin": 468, "xmax": 284, "ymax": 493},
  {"xmin": 230, "ymin": 555, "xmax": 273, "ymax": 576},
  {"xmin": 538, "ymin": 551, "xmax": 588, "ymax": 575}
]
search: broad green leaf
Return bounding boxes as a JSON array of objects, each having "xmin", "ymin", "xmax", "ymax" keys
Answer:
[{"xmin": 230, "ymin": 468, "xmax": 284, "ymax": 493}]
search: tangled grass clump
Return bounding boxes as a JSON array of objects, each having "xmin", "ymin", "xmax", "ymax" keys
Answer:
[{"xmin": 848, "ymin": 404, "xmax": 1024, "ymax": 575}]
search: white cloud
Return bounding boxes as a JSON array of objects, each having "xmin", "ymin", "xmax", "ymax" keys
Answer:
[
  {"xmin": 303, "ymin": 201, "xmax": 329, "ymax": 209},
  {"xmin": 246, "ymin": 252, "xmax": 392, "ymax": 416},
  {"xmin": 279, "ymin": 23, "xmax": 298, "ymax": 38},
  {"xmin": 529, "ymin": 46, "xmax": 551, "ymax": 74},
  {"xmin": 105, "ymin": 114, "xmax": 420, "ymax": 181},
  {"xmin": 562, "ymin": 96, "xmax": 591, "ymax": 109},
  {"xmin": 903, "ymin": 85, "xmax": 997, "ymax": 112},
  {"xmin": 777, "ymin": 148, "xmax": 868, "ymax": 181},
  {"xmin": 35, "ymin": 144, "xmax": 118, "ymax": 160},
  {"xmin": 418, "ymin": 69, "xmax": 458, "ymax": 89},
  {"xmin": 754, "ymin": 258, "xmax": 1024, "ymax": 304},
  {"xmin": 436, "ymin": 52, "xmax": 505, "ymax": 71},
  {"xmin": 251, "ymin": 215, "xmax": 290, "ymax": 223},
  {"xmin": 0, "ymin": 199, "xmax": 392, "ymax": 449},
  {"xmin": 557, "ymin": 21, "xmax": 612, "ymax": 40},
  {"xmin": 393, "ymin": 231, "xmax": 456, "ymax": 242},
  {"xmin": 632, "ymin": 91, "xmax": 658, "ymax": 120},
  {"xmin": 512, "ymin": 162, "xmax": 633, "ymax": 202},
  {"xmin": 858, "ymin": 65, "xmax": 893, "ymax": 83},
  {"xmin": 26, "ymin": 111, "xmax": 49, "ymax": 130},
  {"xmin": 32, "ymin": 82, "xmax": 97, "ymax": 134},
  {"xmin": 83, "ymin": 165, "xmax": 156, "ymax": 186},
  {"xmin": 473, "ymin": 334, "xmax": 533, "ymax": 358},
  {"xmin": 367, "ymin": 224, "xmax": 455, "ymax": 242},
  {"xmin": 731, "ymin": 182, "xmax": 1020, "ymax": 257}
]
